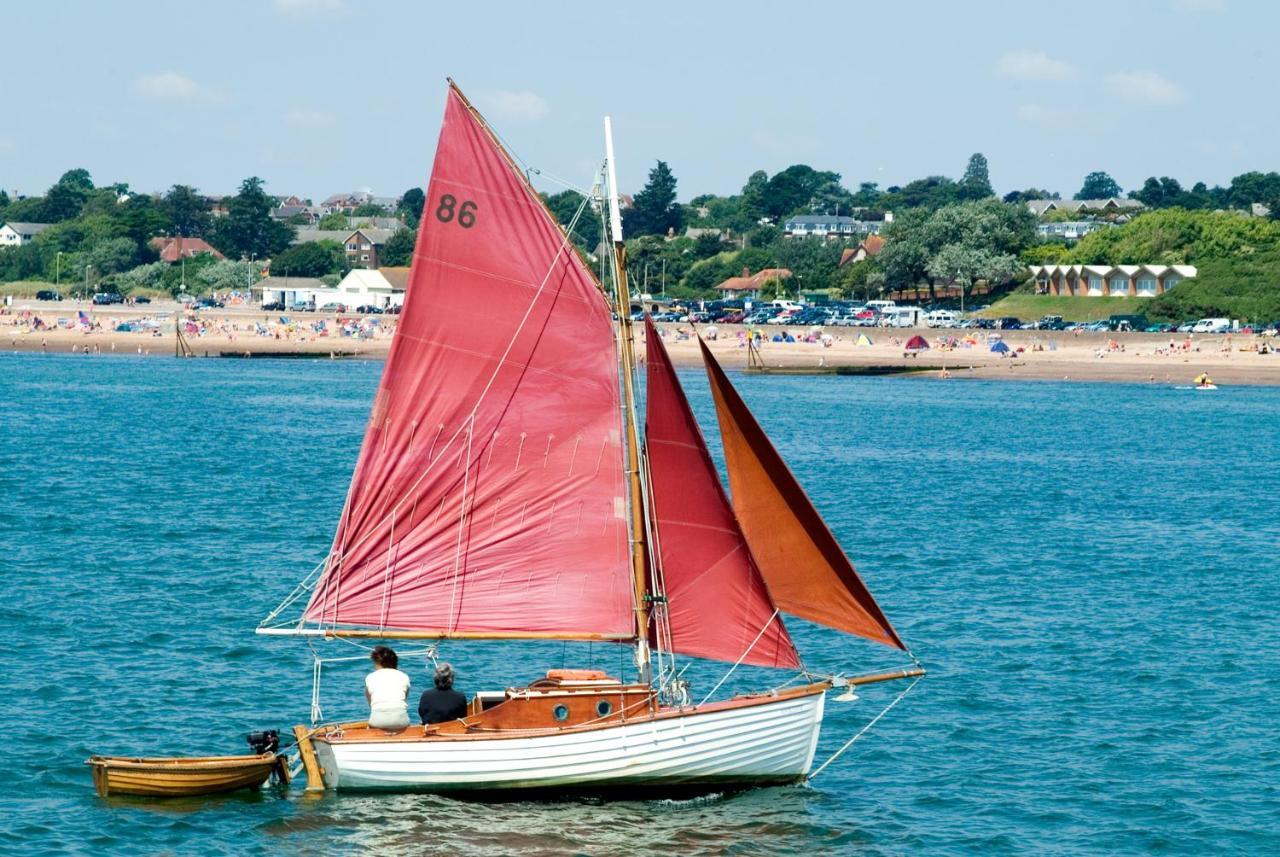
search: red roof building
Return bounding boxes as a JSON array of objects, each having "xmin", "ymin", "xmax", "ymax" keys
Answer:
[
  {"xmin": 839, "ymin": 235, "xmax": 886, "ymax": 267},
  {"xmin": 715, "ymin": 266, "xmax": 793, "ymax": 297},
  {"xmin": 149, "ymin": 237, "xmax": 226, "ymax": 263}
]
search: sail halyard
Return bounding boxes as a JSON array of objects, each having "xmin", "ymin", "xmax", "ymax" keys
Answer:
[{"xmin": 267, "ymin": 82, "xmax": 638, "ymax": 642}]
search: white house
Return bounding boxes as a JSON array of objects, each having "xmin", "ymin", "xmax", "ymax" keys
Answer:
[
  {"xmin": 257, "ymin": 267, "xmax": 410, "ymax": 309},
  {"xmin": 1028, "ymin": 263, "xmax": 1196, "ymax": 297},
  {"xmin": 782, "ymin": 215, "xmax": 884, "ymax": 239},
  {"xmin": 0, "ymin": 222, "xmax": 54, "ymax": 247}
]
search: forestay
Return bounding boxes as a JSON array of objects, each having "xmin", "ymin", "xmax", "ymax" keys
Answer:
[{"xmin": 304, "ymin": 88, "xmax": 633, "ymax": 639}]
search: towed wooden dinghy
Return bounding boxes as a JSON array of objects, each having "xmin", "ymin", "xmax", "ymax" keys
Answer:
[{"xmin": 87, "ymin": 753, "xmax": 287, "ymax": 798}]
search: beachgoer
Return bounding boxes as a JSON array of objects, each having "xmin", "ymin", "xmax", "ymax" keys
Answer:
[
  {"xmin": 418, "ymin": 662, "xmax": 468, "ymax": 725},
  {"xmin": 365, "ymin": 645, "xmax": 411, "ymax": 731}
]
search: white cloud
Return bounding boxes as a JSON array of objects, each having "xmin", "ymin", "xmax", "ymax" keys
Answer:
[
  {"xmin": 272, "ymin": 0, "xmax": 342, "ymax": 14},
  {"xmin": 133, "ymin": 71, "xmax": 202, "ymax": 101},
  {"xmin": 474, "ymin": 90, "xmax": 549, "ymax": 122},
  {"xmin": 284, "ymin": 108, "xmax": 336, "ymax": 128},
  {"xmin": 997, "ymin": 51, "xmax": 1076, "ymax": 81},
  {"xmin": 1105, "ymin": 70, "xmax": 1186, "ymax": 105}
]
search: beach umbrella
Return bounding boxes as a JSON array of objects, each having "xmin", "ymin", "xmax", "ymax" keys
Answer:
[{"xmin": 990, "ymin": 340, "xmax": 1010, "ymax": 354}]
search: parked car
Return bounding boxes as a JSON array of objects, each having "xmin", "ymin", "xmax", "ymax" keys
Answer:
[
  {"xmin": 92, "ymin": 292, "xmax": 124, "ymax": 305},
  {"xmin": 133, "ymin": 295, "xmax": 151, "ymax": 304},
  {"xmin": 994, "ymin": 316, "xmax": 1023, "ymax": 330},
  {"xmin": 356, "ymin": 304, "xmax": 384, "ymax": 314},
  {"xmin": 318, "ymin": 302, "xmax": 347, "ymax": 313},
  {"xmin": 719, "ymin": 311, "xmax": 745, "ymax": 324},
  {"xmin": 35, "ymin": 289, "xmax": 62, "ymax": 301},
  {"xmin": 926, "ymin": 310, "xmax": 959, "ymax": 328},
  {"xmin": 262, "ymin": 301, "xmax": 286, "ymax": 311},
  {"xmin": 194, "ymin": 297, "xmax": 224, "ymax": 309},
  {"xmin": 290, "ymin": 301, "xmax": 313, "ymax": 312},
  {"xmin": 1191, "ymin": 318, "xmax": 1230, "ymax": 333}
]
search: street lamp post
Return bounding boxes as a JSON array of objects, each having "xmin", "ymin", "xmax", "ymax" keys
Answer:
[
  {"xmin": 56, "ymin": 251, "xmax": 62, "ymax": 291},
  {"xmin": 84, "ymin": 264, "xmax": 92, "ymax": 299}
]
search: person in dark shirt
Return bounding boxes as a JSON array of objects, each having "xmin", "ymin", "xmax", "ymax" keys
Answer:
[{"xmin": 419, "ymin": 662, "xmax": 468, "ymax": 725}]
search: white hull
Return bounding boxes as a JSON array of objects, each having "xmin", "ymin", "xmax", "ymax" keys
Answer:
[{"xmin": 313, "ymin": 690, "xmax": 826, "ymax": 792}]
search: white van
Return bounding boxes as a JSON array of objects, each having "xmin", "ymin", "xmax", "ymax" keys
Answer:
[
  {"xmin": 885, "ymin": 306, "xmax": 925, "ymax": 328},
  {"xmin": 1191, "ymin": 318, "xmax": 1230, "ymax": 333},
  {"xmin": 926, "ymin": 310, "xmax": 958, "ymax": 328},
  {"xmin": 769, "ymin": 299, "xmax": 802, "ymax": 311},
  {"xmin": 866, "ymin": 300, "xmax": 897, "ymax": 313}
]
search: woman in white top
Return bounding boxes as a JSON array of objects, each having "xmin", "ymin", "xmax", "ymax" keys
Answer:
[{"xmin": 364, "ymin": 645, "xmax": 411, "ymax": 731}]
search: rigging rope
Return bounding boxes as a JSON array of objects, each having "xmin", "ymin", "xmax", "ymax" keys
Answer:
[{"xmin": 806, "ymin": 672, "xmax": 923, "ymax": 781}]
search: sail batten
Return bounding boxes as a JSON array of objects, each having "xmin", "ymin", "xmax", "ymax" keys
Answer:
[
  {"xmin": 699, "ymin": 339, "xmax": 906, "ymax": 651},
  {"xmin": 643, "ymin": 319, "xmax": 800, "ymax": 669},
  {"xmin": 302, "ymin": 87, "xmax": 633, "ymax": 639}
]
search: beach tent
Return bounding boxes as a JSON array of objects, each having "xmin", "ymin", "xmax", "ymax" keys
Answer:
[
  {"xmin": 855, "ymin": 333, "xmax": 874, "ymax": 346},
  {"xmin": 904, "ymin": 334, "xmax": 929, "ymax": 353},
  {"xmin": 990, "ymin": 340, "xmax": 1010, "ymax": 354}
]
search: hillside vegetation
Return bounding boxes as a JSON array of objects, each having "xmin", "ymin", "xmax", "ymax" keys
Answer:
[{"xmin": 1062, "ymin": 209, "xmax": 1280, "ymax": 321}]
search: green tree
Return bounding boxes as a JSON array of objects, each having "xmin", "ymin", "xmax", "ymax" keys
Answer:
[
  {"xmin": 209, "ymin": 177, "xmax": 295, "ymax": 259},
  {"xmin": 43, "ymin": 168, "xmax": 96, "ymax": 222},
  {"xmin": 1227, "ymin": 171, "xmax": 1280, "ymax": 208},
  {"xmin": 270, "ymin": 240, "xmax": 347, "ymax": 277},
  {"xmin": 763, "ymin": 165, "xmax": 842, "ymax": 219},
  {"xmin": 544, "ymin": 189, "xmax": 602, "ymax": 250},
  {"xmin": 1075, "ymin": 171, "xmax": 1122, "ymax": 200},
  {"xmin": 86, "ymin": 237, "xmax": 139, "ymax": 276},
  {"xmin": 164, "ymin": 185, "xmax": 211, "ymax": 236},
  {"xmin": 317, "ymin": 211, "xmax": 349, "ymax": 231},
  {"xmin": 809, "ymin": 178, "xmax": 856, "ymax": 215},
  {"xmin": 959, "ymin": 153, "xmax": 994, "ymax": 200},
  {"xmin": 352, "ymin": 202, "xmax": 385, "ymax": 217},
  {"xmin": 398, "ymin": 187, "xmax": 425, "ymax": 227},
  {"xmin": 380, "ymin": 228, "xmax": 417, "ymax": 266},
  {"xmin": 739, "ymin": 170, "xmax": 770, "ymax": 223},
  {"xmin": 1003, "ymin": 188, "xmax": 1058, "ymax": 204},
  {"xmin": 624, "ymin": 161, "xmax": 683, "ymax": 237},
  {"xmin": 851, "ymin": 182, "xmax": 883, "ymax": 208}
]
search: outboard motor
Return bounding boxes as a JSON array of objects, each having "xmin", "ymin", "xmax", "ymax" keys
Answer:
[{"xmin": 246, "ymin": 729, "xmax": 279, "ymax": 756}]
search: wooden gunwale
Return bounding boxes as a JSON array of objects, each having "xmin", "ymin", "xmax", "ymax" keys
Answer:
[{"xmin": 316, "ymin": 681, "xmax": 832, "ymax": 744}]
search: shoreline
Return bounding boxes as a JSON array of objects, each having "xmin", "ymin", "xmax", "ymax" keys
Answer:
[{"xmin": 4, "ymin": 307, "xmax": 1279, "ymax": 386}]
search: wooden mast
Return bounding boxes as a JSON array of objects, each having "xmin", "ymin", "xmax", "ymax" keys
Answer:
[{"xmin": 605, "ymin": 117, "xmax": 653, "ymax": 685}]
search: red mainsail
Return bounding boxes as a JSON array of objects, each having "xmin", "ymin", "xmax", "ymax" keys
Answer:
[
  {"xmin": 304, "ymin": 87, "xmax": 633, "ymax": 638},
  {"xmin": 644, "ymin": 320, "xmax": 799, "ymax": 668},
  {"xmin": 700, "ymin": 340, "xmax": 906, "ymax": 650}
]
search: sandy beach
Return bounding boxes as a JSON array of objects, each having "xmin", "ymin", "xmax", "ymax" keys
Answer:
[{"xmin": 4, "ymin": 301, "xmax": 1279, "ymax": 386}]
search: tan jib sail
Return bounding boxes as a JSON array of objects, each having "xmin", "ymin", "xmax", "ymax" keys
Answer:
[{"xmin": 698, "ymin": 339, "xmax": 906, "ymax": 650}]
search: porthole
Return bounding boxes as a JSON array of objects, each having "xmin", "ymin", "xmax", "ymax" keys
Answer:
[
  {"xmin": 596, "ymin": 700, "xmax": 613, "ymax": 718},
  {"xmin": 553, "ymin": 704, "xmax": 569, "ymax": 722}
]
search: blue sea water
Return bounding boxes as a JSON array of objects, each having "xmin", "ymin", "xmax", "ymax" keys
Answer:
[{"xmin": 1, "ymin": 352, "xmax": 1278, "ymax": 855}]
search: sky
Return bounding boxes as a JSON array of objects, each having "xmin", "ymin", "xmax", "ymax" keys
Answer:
[{"xmin": 1, "ymin": 0, "xmax": 1276, "ymax": 204}]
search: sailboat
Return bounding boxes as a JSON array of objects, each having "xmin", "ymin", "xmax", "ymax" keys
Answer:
[{"xmin": 258, "ymin": 80, "xmax": 922, "ymax": 794}]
